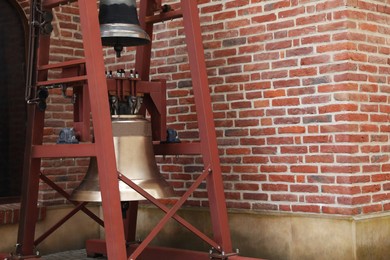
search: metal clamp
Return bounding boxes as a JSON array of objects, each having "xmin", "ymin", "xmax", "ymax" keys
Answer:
[
  {"xmin": 27, "ymin": 88, "xmax": 49, "ymax": 111},
  {"xmin": 5, "ymin": 243, "xmax": 40, "ymax": 260},
  {"xmin": 209, "ymin": 248, "xmax": 239, "ymax": 259}
]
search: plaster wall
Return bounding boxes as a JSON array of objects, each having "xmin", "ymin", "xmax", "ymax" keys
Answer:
[{"xmin": 136, "ymin": 207, "xmax": 390, "ymax": 260}]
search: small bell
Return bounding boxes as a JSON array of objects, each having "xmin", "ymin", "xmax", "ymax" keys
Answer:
[{"xmin": 99, "ymin": 0, "xmax": 151, "ymax": 57}]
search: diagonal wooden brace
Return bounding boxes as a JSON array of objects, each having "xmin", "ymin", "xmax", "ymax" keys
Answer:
[{"xmin": 118, "ymin": 166, "xmax": 222, "ymax": 259}]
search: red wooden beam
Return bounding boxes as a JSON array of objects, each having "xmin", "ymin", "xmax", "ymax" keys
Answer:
[
  {"xmin": 31, "ymin": 144, "xmax": 96, "ymax": 158},
  {"xmin": 85, "ymin": 241, "xmax": 265, "ymax": 260},
  {"xmin": 181, "ymin": 0, "xmax": 233, "ymax": 252},
  {"xmin": 77, "ymin": 0, "xmax": 127, "ymax": 259},
  {"xmin": 42, "ymin": 0, "xmax": 77, "ymax": 9}
]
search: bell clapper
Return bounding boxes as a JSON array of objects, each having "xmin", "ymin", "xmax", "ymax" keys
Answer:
[{"xmin": 114, "ymin": 44, "xmax": 123, "ymax": 58}]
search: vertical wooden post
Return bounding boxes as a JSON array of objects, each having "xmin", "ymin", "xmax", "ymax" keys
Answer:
[
  {"xmin": 77, "ymin": 1, "xmax": 127, "ymax": 259},
  {"xmin": 16, "ymin": 29, "xmax": 51, "ymax": 257},
  {"xmin": 181, "ymin": 0, "xmax": 233, "ymax": 252}
]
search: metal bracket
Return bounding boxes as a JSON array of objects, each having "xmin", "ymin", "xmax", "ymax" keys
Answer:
[
  {"xmin": 26, "ymin": 88, "xmax": 49, "ymax": 111},
  {"xmin": 209, "ymin": 248, "xmax": 239, "ymax": 259},
  {"xmin": 5, "ymin": 244, "xmax": 40, "ymax": 260}
]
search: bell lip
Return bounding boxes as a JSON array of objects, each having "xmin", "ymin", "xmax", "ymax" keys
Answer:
[
  {"xmin": 100, "ymin": 23, "xmax": 151, "ymax": 46},
  {"xmin": 111, "ymin": 114, "xmax": 144, "ymax": 119},
  {"xmin": 71, "ymin": 181, "xmax": 175, "ymax": 202}
]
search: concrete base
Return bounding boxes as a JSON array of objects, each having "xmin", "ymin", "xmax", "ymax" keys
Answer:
[
  {"xmin": 136, "ymin": 207, "xmax": 390, "ymax": 260},
  {"xmin": 2, "ymin": 205, "xmax": 390, "ymax": 259},
  {"xmin": 0, "ymin": 205, "xmax": 100, "ymax": 256}
]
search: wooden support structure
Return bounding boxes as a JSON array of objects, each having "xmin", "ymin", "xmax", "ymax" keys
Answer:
[{"xmin": 0, "ymin": 0, "xmax": 264, "ymax": 259}]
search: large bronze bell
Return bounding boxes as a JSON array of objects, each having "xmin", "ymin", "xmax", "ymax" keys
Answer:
[
  {"xmin": 99, "ymin": 0, "xmax": 151, "ymax": 57},
  {"xmin": 71, "ymin": 115, "xmax": 174, "ymax": 202}
]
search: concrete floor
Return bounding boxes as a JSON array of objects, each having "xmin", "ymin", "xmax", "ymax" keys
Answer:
[{"xmin": 42, "ymin": 249, "xmax": 107, "ymax": 260}]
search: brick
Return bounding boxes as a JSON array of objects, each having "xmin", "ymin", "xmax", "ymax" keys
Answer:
[
  {"xmin": 362, "ymin": 184, "xmax": 381, "ymax": 193},
  {"xmin": 279, "ymin": 7, "xmax": 305, "ymax": 18},
  {"xmin": 274, "ymin": 117, "xmax": 301, "ymax": 125},
  {"xmin": 271, "ymin": 194, "xmax": 298, "ymax": 202},
  {"xmin": 268, "ymin": 174, "xmax": 294, "ymax": 182},
  {"xmin": 306, "ymin": 155, "xmax": 334, "ymax": 163},
  {"xmin": 262, "ymin": 184, "xmax": 288, "ymax": 192},
  {"xmin": 292, "ymin": 205, "xmax": 321, "ymax": 213},
  {"xmin": 291, "ymin": 166, "xmax": 318, "ymax": 174},
  {"xmin": 306, "ymin": 195, "xmax": 335, "ymax": 204},
  {"xmin": 265, "ymin": 40, "xmax": 292, "ymax": 51},
  {"xmin": 252, "ymin": 147, "xmax": 277, "ymax": 155},
  {"xmin": 320, "ymin": 145, "xmax": 359, "ymax": 154},
  {"xmin": 273, "ymin": 79, "xmax": 300, "ymax": 88},
  {"xmin": 264, "ymin": 89, "xmax": 285, "ymax": 98},
  {"xmin": 248, "ymin": 33, "xmax": 273, "ymax": 44},
  {"xmin": 243, "ymin": 193, "xmax": 268, "ymax": 201},
  {"xmin": 235, "ymin": 183, "xmax": 259, "ymax": 191},
  {"xmin": 226, "ymin": 201, "xmax": 251, "ymax": 210},
  {"xmin": 253, "ymin": 203, "xmax": 278, "ymax": 211},
  {"xmin": 267, "ymin": 20, "xmax": 295, "ymax": 31},
  {"xmin": 267, "ymin": 137, "xmax": 294, "ymax": 145},
  {"xmin": 279, "ymin": 126, "xmax": 306, "ymax": 134},
  {"xmin": 303, "ymin": 115, "xmax": 332, "ymax": 124},
  {"xmin": 307, "ymin": 175, "xmax": 335, "ymax": 184},
  {"xmin": 336, "ymin": 155, "xmax": 370, "ymax": 164},
  {"xmin": 252, "ymin": 13, "xmax": 277, "ymax": 23},
  {"xmin": 338, "ymin": 196, "xmax": 371, "ymax": 205},
  {"xmin": 322, "ymin": 185, "xmax": 361, "ymax": 195},
  {"xmin": 272, "ymin": 97, "xmax": 300, "ymax": 107},
  {"xmin": 270, "ymin": 156, "xmax": 303, "ymax": 164},
  {"xmin": 290, "ymin": 185, "xmax": 319, "ymax": 193},
  {"xmin": 288, "ymin": 107, "xmax": 317, "ymax": 115},
  {"xmin": 289, "ymin": 67, "xmax": 317, "ymax": 77},
  {"xmin": 372, "ymin": 193, "xmax": 390, "ymax": 203},
  {"xmin": 362, "ymin": 204, "xmax": 382, "ymax": 214},
  {"xmin": 322, "ymin": 206, "xmax": 360, "ymax": 215}
]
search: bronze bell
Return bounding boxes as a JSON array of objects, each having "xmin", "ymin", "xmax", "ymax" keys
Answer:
[
  {"xmin": 71, "ymin": 115, "xmax": 174, "ymax": 202},
  {"xmin": 99, "ymin": 0, "xmax": 151, "ymax": 57}
]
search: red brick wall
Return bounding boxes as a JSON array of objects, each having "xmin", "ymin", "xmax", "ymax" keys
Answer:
[{"xmin": 15, "ymin": 0, "xmax": 390, "ymax": 215}]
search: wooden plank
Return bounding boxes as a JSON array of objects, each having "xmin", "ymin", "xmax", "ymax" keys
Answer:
[
  {"xmin": 38, "ymin": 59, "xmax": 85, "ymax": 71},
  {"xmin": 31, "ymin": 144, "xmax": 96, "ymax": 158},
  {"xmin": 36, "ymin": 75, "xmax": 87, "ymax": 86},
  {"xmin": 42, "ymin": 0, "xmax": 77, "ymax": 8}
]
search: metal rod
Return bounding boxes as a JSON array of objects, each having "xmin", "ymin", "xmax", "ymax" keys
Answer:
[
  {"xmin": 25, "ymin": 0, "xmax": 40, "ymax": 101},
  {"xmin": 16, "ymin": 2, "xmax": 52, "ymax": 255},
  {"xmin": 145, "ymin": 9, "xmax": 183, "ymax": 24}
]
